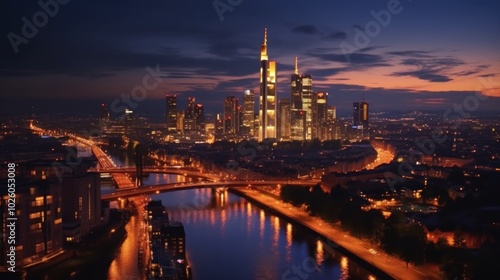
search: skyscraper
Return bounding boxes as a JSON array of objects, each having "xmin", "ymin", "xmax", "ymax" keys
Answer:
[
  {"xmin": 313, "ymin": 92, "xmax": 328, "ymax": 140},
  {"xmin": 165, "ymin": 94, "xmax": 177, "ymax": 132},
  {"xmin": 290, "ymin": 110, "xmax": 306, "ymax": 141},
  {"xmin": 99, "ymin": 103, "xmax": 110, "ymax": 133},
  {"xmin": 259, "ymin": 28, "xmax": 277, "ymax": 141},
  {"xmin": 184, "ymin": 97, "xmax": 196, "ymax": 133},
  {"xmin": 195, "ymin": 103, "xmax": 205, "ymax": 133},
  {"xmin": 353, "ymin": 101, "xmax": 369, "ymax": 128},
  {"xmin": 278, "ymin": 98, "xmax": 291, "ymax": 141},
  {"xmin": 224, "ymin": 96, "xmax": 239, "ymax": 135},
  {"xmin": 290, "ymin": 57, "xmax": 313, "ymax": 140},
  {"xmin": 242, "ymin": 89, "xmax": 255, "ymax": 137}
]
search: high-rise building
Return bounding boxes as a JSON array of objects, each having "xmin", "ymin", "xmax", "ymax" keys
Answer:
[
  {"xmin": 353, "ymin": 101, "xmax": 369, "ymax": 128},
  {"xmin": 165, "ymin": 94, "xmax": 177, "ymax": 132},
  {"xmin": 290, "ymin": 57, "xmax": 313, "ymax": 140},
  {"xmin": 215, "ymin": 113, "xmax": 224, "ymax": 140},
  {"xmin": 313, "ymin": 92, "xmax": 328, "ymax": 140},
  {"xmin": 184, "ymin": 97, "xmax": 196, "ymax": 133},
  {"xmin": 278, "ymin": 98, "xmax": 291, "ymax": 141},
  {"xmin": 290, "ymin": 110, "xmax": 306, "ymax": 141},
  {"xmin": 242, "ymin": 90, "xmax": 255, "ymax": 136},
  {"xmin": 224, "ymin": 96, "xmax": 239, "ymax": 135},
  {"xmin": 259, "ymin": 28, "xmax": 277, "ymax": 141},
  {"xmin": 124, "ymin": 108, "xmax": 134, "ymax": 135},
  {"xmin": 177, "ymin": 110, "xmax": 185, "ymax": 133},
  {"xmin": 99, "ymin": 103, "xmax": 110, "ymax": 133},
  {"xmin": 195, "ymin": 103, "xmax": 205, "ymax": 133}
]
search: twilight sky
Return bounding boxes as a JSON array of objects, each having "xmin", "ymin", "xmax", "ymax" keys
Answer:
[{"xmin": 1, "ymin": 0, "xmax": 500, "ymax": 116}]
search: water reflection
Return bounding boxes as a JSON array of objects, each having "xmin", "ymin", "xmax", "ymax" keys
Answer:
[
  {"xmin": 103, "ymin": 172, "xmax": 379, "ymax": 280},
  {"xmin": 316, "ymin": 239, "xmax": 324, "ymax": 266},
  {"xmin": 340, "ymin": 256, "xmax": 349, "ymax": 280},
  {"xmin": 286, "ymin": 223, "xmax": 293, "ymax": 262}
]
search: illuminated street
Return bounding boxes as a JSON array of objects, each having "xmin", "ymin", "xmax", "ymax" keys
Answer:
[{"xmin": 236, "ymin": 188, "xmax": 442, "ymax": 280}]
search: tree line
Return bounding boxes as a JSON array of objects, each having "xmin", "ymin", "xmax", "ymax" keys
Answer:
[{"xmin": 279, "ymin": 184, "xmax": 498, "ymax": 279}]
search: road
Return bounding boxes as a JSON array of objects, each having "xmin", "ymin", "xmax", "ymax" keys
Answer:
[{"xmin": 236, "ymin": 188, "xmax": 442, "ymax": 280}]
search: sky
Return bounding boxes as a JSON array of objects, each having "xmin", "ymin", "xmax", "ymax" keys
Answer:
[{"xmin": 1, "ymin": 0, "xmax": 500, "ymax": 116}]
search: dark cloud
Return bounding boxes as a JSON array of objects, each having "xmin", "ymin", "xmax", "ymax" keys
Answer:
[
  {"xmin": 386, "ymin": 50, "xmax": 433, "ymax": 58},
  {"xmin": 391, "ymin": 70, "xmax": 452, "ymax": 82},
  {"xmin": 478, "ymin": 73, "xmax": 496, "ymax": 77},
  {"xmin": 391, "ymin": 57, "xmax": 465, "ymax": 82},
  {"xmin": 326, "ymin": 31, "xmax": 347, "ymax": 40},
  {"xmin": 292, "ymin": 25, "xmax": 321, "ymax": 35},
  {"xmin": 307, "ymin": 49, "xmax": 389, "ymax": 66}
]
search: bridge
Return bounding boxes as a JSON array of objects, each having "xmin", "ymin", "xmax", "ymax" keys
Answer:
[
  {"xmin": 88, "ymin": 166, "xmax": 220, "ymax": 181},
  {"xmin": 101, "ymin": 180, "xmax": 315, "ymax": 201}
]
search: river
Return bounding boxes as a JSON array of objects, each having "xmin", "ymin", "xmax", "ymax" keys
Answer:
[{"xmin": 98, "ymin": 147, "xmax": 376, "ymax": 280}]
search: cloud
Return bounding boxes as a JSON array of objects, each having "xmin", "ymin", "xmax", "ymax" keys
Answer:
[
  {"xmin": 307, "ymin": 49, "xmax": 389, "ymax": 66},
  {"xmin": 326, "ymin": 31, "xmax": 347, "ymax": 40},
  {"xmin": 291, "ymin": 25, "xmax": 321, "ymax": 35},
  {"xmin": 391, "ymin": 57, "xmax": 464, "ymax": 83},
  {"xmin": 391, "ymin": 70, "xmax": 452, "ymax": 82},
  {"xmin": 387, "ymin": 50, "xmax": 433, "ymax": 58},
  {"xmin": 478, "ymin": 73, "xmax": 496, "ymax": 78}
]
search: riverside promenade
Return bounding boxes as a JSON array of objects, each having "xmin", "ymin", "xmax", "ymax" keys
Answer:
[{"xmin": 232, "ymin": 188, "xmax": 442, "ymax": 280}]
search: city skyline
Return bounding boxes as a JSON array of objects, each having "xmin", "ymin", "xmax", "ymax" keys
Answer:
[{"xmin": 1, "ymin": 0, "xmax": 500, "ymax": 115}]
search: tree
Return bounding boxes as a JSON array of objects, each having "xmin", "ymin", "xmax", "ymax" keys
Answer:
[
  {"xmin": 400, "ymin": 223, "xmax": 427, "ymax": 267},
  {"xmin": 440, "ymin": 227, "xmax": 471, "ymax": 280}
]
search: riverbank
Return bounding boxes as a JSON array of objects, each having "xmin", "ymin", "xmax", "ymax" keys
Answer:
[{"xmin": 230, "ymin": 187, "xmax": 441, "ymax": 280}]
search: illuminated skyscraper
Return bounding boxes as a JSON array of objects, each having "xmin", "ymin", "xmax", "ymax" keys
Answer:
[
  {"xmin": 224, "ymin": 96, "xmax": 239, "ymax": 135},
  {"xmin": 124, "ymin": 108, "xmax": 134, "ymax": 135},
  {"xmin": 99, "ymin": 103, "xmax": 110, "ymax": 133},
  {"xmin": 259, "ymin": 28, "xmax": 277, "ymax": 141},
  {"xmin": 165, "ymin": 94, "xmax": 177, "ymax": 132},
  {"xmin": 353, "ymin": 101, "xmax": 369, "ymax": 128},
  {"xmin": 184, "ymin": 97, "xmax": 196, "ymax": 133},
  {"xmin": 278, "ymin": 98, "xmax": 291, "ymax": 141},
  {"xmin": 242, "ymin": 90, "xmax": 255, "ymax": 137},
  {"xmin": 290, "ymin": 110, "xmax": 306, "ymax": 141},
  {"xmin": 313, "ymin": 92, "xmax": 328, "ymax": 140},
  {"xmin": 195, "ymin": 103, "xmax": 205, "ymax": 133},
  {"xmin": 290, "ymin": 57, "xmax": 313, "ymax": 140}
]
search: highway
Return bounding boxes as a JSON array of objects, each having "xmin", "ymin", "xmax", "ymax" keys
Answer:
[{"xmin": 90, "ymin": 146, "xmax": 135, "ymax": 188}]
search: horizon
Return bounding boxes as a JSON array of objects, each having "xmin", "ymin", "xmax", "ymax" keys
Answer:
[{"xmin": 1, "ymin": 0, "xmax": 500, "ymax": 115}]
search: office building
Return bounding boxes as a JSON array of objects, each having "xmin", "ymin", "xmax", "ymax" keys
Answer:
[
  {"xmin": 99, "ymin": 103, "xmax": 110, "ymax": 133},
  {"xmin": 313, "ymin": 92, "xmax": 328, "ymax": 140},
  {"xmin": 259, "ymin": 28, "xmax": 277, "ymax": 141},
  {"xmin": 290, "ymin": 110, "xmax": 306, "ymax": 141},
  {"xmin": 194, "ymin": 103, "xmax": 205, "ymax": 133},
  {"xmin": 184, "ymin": 97, "xmax": 196, "ymax": 133},
  {"xmin": 290, "ymin": 57, "xmax": 313, "ymax": 140},
  {"xmin": 353, "ymin": 101, "xmax": 369, "ymax": 128},
  {"xmin": 224, "ymin": 96, "xmax": 239, "ymax": 135},
  {"xmin": 278, "ymin": 98, "xmax": 291, "ymax": 141},
  {"xmin": 166, "ymin": 94, "xmax": 178, "ymax": 132},
  {"xmin": 242, "ymin": 90, "xmax": 255, "ymax": 136}
]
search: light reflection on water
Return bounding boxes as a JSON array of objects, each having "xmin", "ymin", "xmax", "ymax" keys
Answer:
[{"xmin": 104, "ymin": 171, "xmax": 377, "ymax": 280}]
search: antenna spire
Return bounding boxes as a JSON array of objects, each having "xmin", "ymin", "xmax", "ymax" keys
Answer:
[
  {"xmin": 294, "ymin": 56, "xmax": 299, "ymax": 74},
  {"xmin": 264, "ymin": 28, "xmax": 267, "ymax": 45}
]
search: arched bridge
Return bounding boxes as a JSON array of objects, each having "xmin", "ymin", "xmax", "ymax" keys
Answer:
[{"xmin": 101, "ymin": 180, "xmax": 315, "ymax": 201}]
